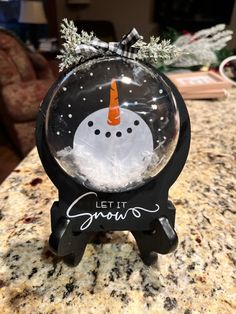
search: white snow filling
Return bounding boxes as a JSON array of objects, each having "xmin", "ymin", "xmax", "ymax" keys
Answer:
[{"xmin": 56, "ymin": 145, "xmax": 159, "ymax": 191}]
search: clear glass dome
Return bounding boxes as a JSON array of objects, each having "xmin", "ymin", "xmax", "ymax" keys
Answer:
[{"xmin": 45, "ymin": 57, "xmax": 180, "ymax": 192}]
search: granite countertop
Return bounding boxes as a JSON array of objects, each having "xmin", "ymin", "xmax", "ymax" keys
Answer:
[{"xmin": 0, "ymin": 90, "xmax": 235, "ymax": 314}]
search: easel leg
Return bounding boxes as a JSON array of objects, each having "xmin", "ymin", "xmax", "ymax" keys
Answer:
[
  {"xmin": 49, "ymin": 217, "xmax": 93, "ymax": 267},
  {"xmin": 132, "ymin": 231, "xmax": 158, "ymax": 266},
  {"xmin": 63, "ymin": 232, "xmax": 93, "ymax": 266},
  {"xmin": 132, "ymin": 216, "xmax": 178, "ymax": 266}
]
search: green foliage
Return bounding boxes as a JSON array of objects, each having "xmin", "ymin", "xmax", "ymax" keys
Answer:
[{"xmin": 160, "ymin": 27, "xmax": 181, "ymax": 43}]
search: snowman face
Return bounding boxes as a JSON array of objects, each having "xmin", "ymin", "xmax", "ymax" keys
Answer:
[
  {"xmin": 46, "ymin": 57, "xmax": 180, "ymax": 193},
  {"xmin": 71, "ymin": 107, "xmax": 154, "ymax": 191}
]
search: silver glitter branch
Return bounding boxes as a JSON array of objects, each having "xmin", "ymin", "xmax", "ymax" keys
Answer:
[
  {"xmin": 168, "ymin": 24, "xmax": 233, "ymax": 67},
  {"xmin": 57, "ymin": 19, "xmax": 94, "ymax": 71},
  {"xmin": 134, "ymin": 36, "xmax": 182, "ymax": 65}
]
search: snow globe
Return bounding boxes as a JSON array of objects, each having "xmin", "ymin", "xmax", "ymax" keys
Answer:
[{"xmin": 36, "ymin": 21, "xmax": 190, "ymax": 266}]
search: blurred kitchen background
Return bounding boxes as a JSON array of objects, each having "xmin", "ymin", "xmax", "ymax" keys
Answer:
[{"xmin": 0, "ymin": 0, "xmax": 236, "ymax": 182}]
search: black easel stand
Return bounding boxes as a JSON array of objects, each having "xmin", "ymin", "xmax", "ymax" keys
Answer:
[{"xmin": 36, "ymin": 64, "xmax": 190, "ymax": 267}]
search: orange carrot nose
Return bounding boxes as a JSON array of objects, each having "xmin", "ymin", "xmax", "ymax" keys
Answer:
[{"xmin": 107, "ymin": 79, "xmax": 120, "ymax": 126}]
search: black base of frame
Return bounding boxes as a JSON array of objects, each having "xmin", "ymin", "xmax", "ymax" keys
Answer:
[{"xmin": 49, "ymin": 200, "xmax": 178, "ymax": 267}]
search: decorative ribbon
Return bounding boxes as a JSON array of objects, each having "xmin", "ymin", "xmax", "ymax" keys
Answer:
[{"xmin": 75, "ymin": 28, "xmax": 142, "ymax": 60}]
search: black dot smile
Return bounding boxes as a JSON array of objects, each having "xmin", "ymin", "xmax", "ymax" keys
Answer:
[{"xmin": 88, "ymin": 120, "xmax": 138, "ymax": 137}]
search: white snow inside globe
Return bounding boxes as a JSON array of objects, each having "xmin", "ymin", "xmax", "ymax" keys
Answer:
[{"xmin": 45, "ymin": 57, "xmax": 180, "ymax": 192}]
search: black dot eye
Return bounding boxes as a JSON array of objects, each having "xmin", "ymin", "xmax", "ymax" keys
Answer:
[
  {"xmin": 134, "ymin": 120, "xmax": 140, "ymax": 126},
  {"xmin": 105, "ymin": 132, "xmax": 111, "ymax": 138},
  {"xmin": 127, "ymin": 128, "xmax": 132, "ymax": 133},
  {"xmin": 95, "ymin": 129, "xmax": 100, "ymax": 135},
  {"xmin": 88, "ymin": 121, "xmax": 93, "ymax": 127},
  {"xmin": 116, "ymin": 131, "xmax": 122, "ymax": 137}
]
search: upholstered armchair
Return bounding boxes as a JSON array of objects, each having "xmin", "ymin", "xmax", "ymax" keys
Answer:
[{"xmin": 0, "ymin": 28, "xmax": 55, "ymax": 157}]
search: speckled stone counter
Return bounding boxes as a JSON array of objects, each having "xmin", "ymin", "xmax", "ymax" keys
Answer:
[{"xmin": 0, "ymin": 90, "xmax": 236, "ymax": 314}]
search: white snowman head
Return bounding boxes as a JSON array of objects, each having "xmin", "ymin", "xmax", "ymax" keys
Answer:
[{"xmin": 70, "ymin": 79, "xmax": 154, "ymax": 192}]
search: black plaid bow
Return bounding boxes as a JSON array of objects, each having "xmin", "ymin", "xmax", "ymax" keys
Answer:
[{"xmin": 75, "ymin": 28, "xmax": 142, "ymax": 59}]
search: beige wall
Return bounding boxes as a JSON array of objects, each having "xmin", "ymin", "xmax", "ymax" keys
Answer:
[
  {"xmin": 56, "ymin": 0, "xmax": 236, "ymax": 48},
  {"xmin": 56, "ymin": 0, "xmax": 157, "ymax": 40}
]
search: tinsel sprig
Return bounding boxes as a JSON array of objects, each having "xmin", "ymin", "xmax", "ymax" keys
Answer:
[
  {"xmin": 57, "ymin": 19, "xmax": 94, "ymax": 71},
  {"xmin": 134, "ymin": 36, "xmax": 182, "ymax": 64}
]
